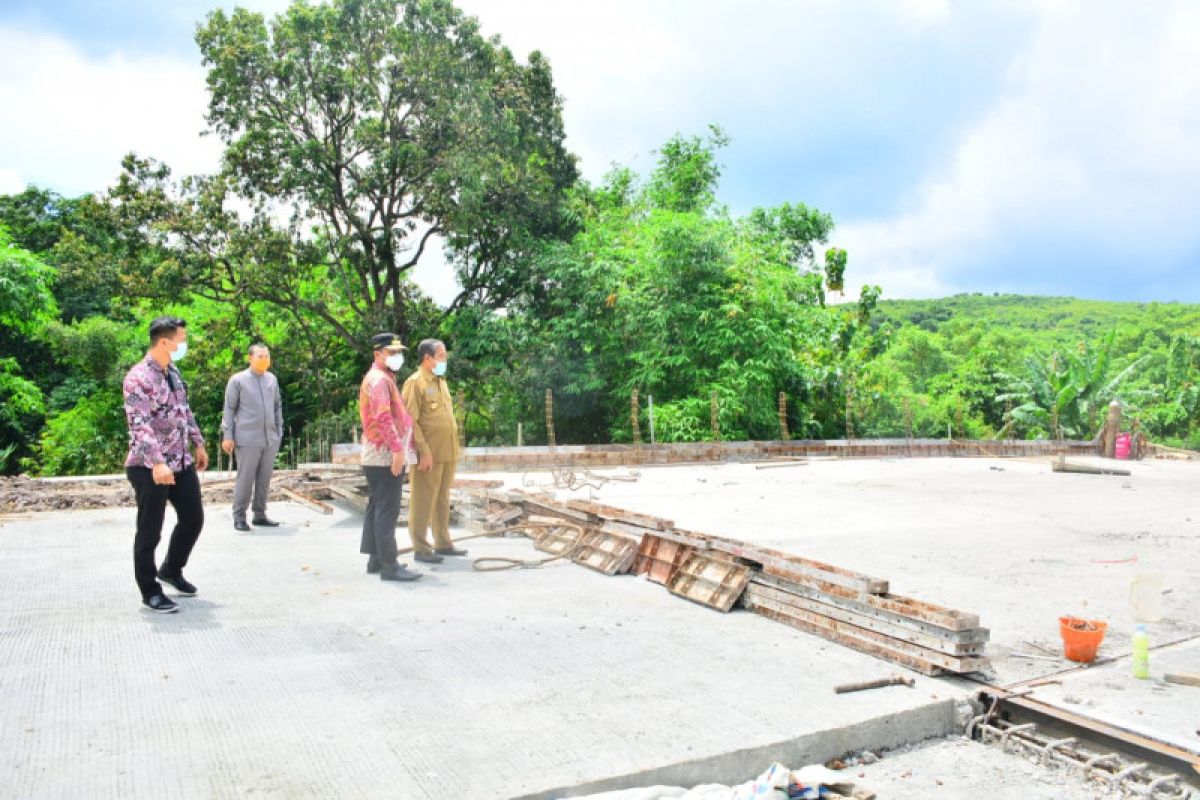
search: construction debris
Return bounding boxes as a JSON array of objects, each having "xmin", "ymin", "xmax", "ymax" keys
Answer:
[
  {"xmin": 1052, "ymin": 455, "xmax": 1132, "ymax": 476},
  {"xmin": 833, "ymin": 674, "xmax": 915, "ymax": 694},
  {"xmin": 969, "ymin": 689, "xmax": 1198, "ymax": 799},
  {"xmin": 278, "ymin": 485, "xmax": 334, "ymax": 515},
  {"xmin": 1164, "ymin": 673, "xmax": 1200, "ymax": 687}
]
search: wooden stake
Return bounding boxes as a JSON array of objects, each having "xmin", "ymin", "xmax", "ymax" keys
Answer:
[{"xmin": 545, "ymin": 389, "xmax": 556, "ymax": 449}]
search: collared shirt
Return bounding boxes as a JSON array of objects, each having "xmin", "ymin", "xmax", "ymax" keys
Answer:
[
  {"xmin": 221, "ymin": 368, "xmax": 283, "ymax": 448},
  {"xmin": 123, "ymin": 354, "xmax": 204, "ymax": 471},
  {"xmin": 401, "ymin": 367, "xmax": 460, "ymax": 463},
  {"xmin": 358, "ymin": 363, "xmax": 416, "ymax": 467}
]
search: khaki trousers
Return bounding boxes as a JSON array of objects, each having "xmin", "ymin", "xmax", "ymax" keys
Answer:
[{"xmin": 408, "ymin": 459, "xmax": 456, "ymax": 554}]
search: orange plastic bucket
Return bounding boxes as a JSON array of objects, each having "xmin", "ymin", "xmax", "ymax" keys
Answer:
[{"xmin": 1059, "ymin": 616, "xmax": 1107, "ymax": 663}]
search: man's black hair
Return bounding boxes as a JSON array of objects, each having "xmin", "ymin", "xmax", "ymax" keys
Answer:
[
  {"xmin": 148, "ymin": 315, "xmax": 186, "ymax": 345},
  {"xmin": 416, "ymin": 339, "xmax": 443, "ymax": 362}
]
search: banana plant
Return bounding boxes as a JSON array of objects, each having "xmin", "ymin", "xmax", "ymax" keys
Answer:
[{"xmin": 1000, "ymin": 330, "xmax": 1149, "ymax": 439}]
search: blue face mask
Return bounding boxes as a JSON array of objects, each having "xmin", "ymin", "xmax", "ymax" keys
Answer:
[
  {"xmin": 433, "ymin": 361, "xmax": 447, "ymax": 377},
  {"xmin": 170, "ymin": 341, "xmax": 188, "ymax": 363}
]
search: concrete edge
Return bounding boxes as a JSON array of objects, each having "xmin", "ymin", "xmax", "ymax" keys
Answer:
[{"xmin": 511, "ymin": 698, "xmax": 961, "ymax": 800}]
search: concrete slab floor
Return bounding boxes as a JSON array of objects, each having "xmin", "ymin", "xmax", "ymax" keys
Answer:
[
  {"xmin": 2, "ymin": 502, "xmax": 965, "ymax": 798},
  {"xmin": 483, "ymin": 456, "xmax": 1200, "ymax": 759}
]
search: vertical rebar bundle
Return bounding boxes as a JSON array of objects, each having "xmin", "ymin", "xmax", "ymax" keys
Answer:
[
  {"xmin": 631, "ymin": 389, "xmax": 641, "ymax": 447},
  {"xmin": 844, "ymin": 381, "xmax": 856, "ymax": 442},
  {"xmin": 902, "ymin": 397, "xmax": 914, "ymax": 456},
  {"xmin": 712, "ymin": 391, "xmax": 722, "ymax": 442},
  {"xmin": 456, "ymin": 389, "xmax": 467, "ymax": 450},
  {"xmin": 777, "ymin": 392, "xmax": 788, "ymax": 441}
]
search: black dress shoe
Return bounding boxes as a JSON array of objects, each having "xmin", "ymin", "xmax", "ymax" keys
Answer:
[
  {"xmin": 142, "ymin": 593, "xmax": 178, "ymax": 613},
  {"xmin": 252, "ymin": 517, "xmax": 280, "ymax": 527},
  {"xmin": 157, "ymin": 570, "xmax": 197, "ymax": 596},
  {"xmin": 366, "ymin": 555, "xmax": 381, "ymax": 574},
  {"xmin": 234, "ymin": 520, "xmax": 251, "ymax": 532},
  {"xmin": 380, "ymin": 565, "xmax": 422, "ymax": 582},
  {"xmin": 435, "ymin": 546, "xmax": 468, "ymax": 557},
  {"xmin": 414, "ymin": 552, "xmax": 443, "ymax": 564}
]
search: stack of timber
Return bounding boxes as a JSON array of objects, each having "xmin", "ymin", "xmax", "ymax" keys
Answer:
[
  {"xmin": 741, "ymin": 573, "xmax": 990, "ymax": 677},
  {"xmin": 456, "ymin": 486, "xmax": 990, "ymax": 676}
]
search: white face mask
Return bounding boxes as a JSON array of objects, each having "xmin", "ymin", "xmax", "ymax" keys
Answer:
[
  {"xmin": 385, "ymin": 353, "xmax": 404, "ymax": 371},
  {"xmin": 170, "ymin": 341, "xmax": 188, "ymax": 363}
]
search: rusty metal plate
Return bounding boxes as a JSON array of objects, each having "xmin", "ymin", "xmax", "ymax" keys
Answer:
[{"xmin": 666, "ymin": 553, "xmax": 751, "ymax": 612}]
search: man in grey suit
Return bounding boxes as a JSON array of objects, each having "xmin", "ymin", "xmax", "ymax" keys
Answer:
[{"xmin": 221, "ymin": 343, "xmax": 284, "ymax": 532}]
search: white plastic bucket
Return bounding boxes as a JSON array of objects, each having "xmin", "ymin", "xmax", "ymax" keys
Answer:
[{"xmin": 1130, "ymin": 573, "xmax": 1164, "ymax": 622}]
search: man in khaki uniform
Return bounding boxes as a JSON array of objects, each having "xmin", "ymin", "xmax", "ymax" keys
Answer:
[{"xmin": 402, "ymin": 339, "xmax": 466, "ymax": 563}]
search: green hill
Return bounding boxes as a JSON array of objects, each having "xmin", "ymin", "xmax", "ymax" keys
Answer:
[
  {"xmin": 876, "ymin": 293, "xmax": 1200, "ymax": 346},
  {"xmin": 859, "ymin": 294, "xmax": 1200, "ymax": 447}
]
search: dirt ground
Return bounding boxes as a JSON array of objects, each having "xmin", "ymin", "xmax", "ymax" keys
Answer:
[{"xmin": 0, "ymin": 470, "xmax": 340, "ymax": 513}]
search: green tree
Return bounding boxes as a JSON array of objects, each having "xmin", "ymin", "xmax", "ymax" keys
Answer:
[
  {"xmin": 0, "ymin": 227, "xmax": 58, "ymax": 472},
  {"xmin": 463, "ymin": 129, "xmax": 851, "ymax": 445},
  {"xmin": 178, "ymin": 0, "xmax": 576, "ymax": 340}
]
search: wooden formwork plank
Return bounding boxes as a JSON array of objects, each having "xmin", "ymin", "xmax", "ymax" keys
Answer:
[
  {"xmin": 572, "ymin": 530, "xmax": 639, "ymax": 576},
  {"xmin": 749, "ymin": 573, "xmax": 988, "ymax": 644},
  {"xmin": 754, "ymin": 571, "xmax": 979, "ymax": 631},
  {"xmin": 279, "ymin": 486, "xmax": 334, "ymax": 515},
  {"xmin": 598, "ymin": 519, "xmax": 661, "ymax": 540},
  {"xmin": 564, "ymin": 499, "xmax": 674, "ymax": 530},
  {"xmin": 450, "ymin": 478, "xmax": 505, "ymax": 489},
  {"xmin": 747, "ymin": 602, "xmax": 942, "ymax": 676},
  {"xmin": 632, "ymin": 534, "xmax": 692, "ymax": 585},
  {"xmin": 667, "ymin": 553, "xmax": 751, "ymax": 612},
  {"xmin": 742, "ymin": 593, "xmax": 989, "ymax": 675},
  {"xmin": 743, "ymin": 584, "xmax": 986, "ymax": 657},
  {"xmin": 532, "ymin": 524, "xmax": 584, "ymax": 557},
  {"xmin": 704, "ymin": 537, "xmax": 888, "ymax": 595},
  {"xmin": 325, "ymin": 482, "xmax": 367, "ymax": 514},
  {"xmin": 518, "ymin": 498, "xmax": 592, "ymax": 523}
]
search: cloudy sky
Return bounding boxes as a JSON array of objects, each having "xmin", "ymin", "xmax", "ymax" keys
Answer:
[{"xmin": 2, "ymin": 0, "xmax": 1199, "ymax": 304}]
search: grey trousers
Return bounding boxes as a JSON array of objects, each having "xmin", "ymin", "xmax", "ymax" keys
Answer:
[
  {"xmin": 233, "ymin": 445, "xmax": 278, "ymax": 523},
  {"xmin": 360, "ymin": 465, "xmax": 405, "ymax": 565}
]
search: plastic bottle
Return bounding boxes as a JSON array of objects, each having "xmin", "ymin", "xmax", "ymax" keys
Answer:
[{"xmin": 1131, "ymin": 624, "xmax": 1150, "ymax": 679}]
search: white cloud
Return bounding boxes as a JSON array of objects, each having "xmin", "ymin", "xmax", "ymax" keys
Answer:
[
  {"xmin": 0, "ymin": 22, "xmax": 468, "ymax": 304},
  {"xmin": 837, "ymin": 1, "xmax": 1200, "ymax": 299},
  {"xmin": 6, "ymin": 2, "xmax": 1199, "ymax": 302},
  {"xmin": 0, "ymin": 26, "xmax": 222, "ymax": 196},
  {"xmin": 0, "ymin": 168, "xmax": 24, "ymax": 196}
]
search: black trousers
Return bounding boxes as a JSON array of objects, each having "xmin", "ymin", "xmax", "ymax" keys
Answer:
[
  {"xmin": 360, "ymin": 465, "xmax": 405, "ymax": 565},
  {"xmin": 126, "ymin": 465, "xmax": 205, "ymax": 600}
]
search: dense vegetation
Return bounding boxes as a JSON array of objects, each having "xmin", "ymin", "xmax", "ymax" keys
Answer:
[{"xmin": 2, "ymin": 0, "xmax": 1198, "ymax": 476}]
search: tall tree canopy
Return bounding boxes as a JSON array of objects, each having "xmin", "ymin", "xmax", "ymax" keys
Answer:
[{"xmin": 195, "ymin": 0, "xmax": 577, "ymax": 335}]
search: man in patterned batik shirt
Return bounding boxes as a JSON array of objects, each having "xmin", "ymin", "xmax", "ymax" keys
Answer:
[
  {"xmin": 357, "ymin": 333, "xmax": 421, "ymax": 582},
  {"xmin": 123, "ymin": 315, "xmax": 209, "ymax": 614}
]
